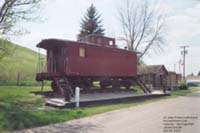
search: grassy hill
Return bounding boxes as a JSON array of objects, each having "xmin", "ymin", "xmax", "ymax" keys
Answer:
[{"xmin": 0, "ymin": 40, "xmax": 45, "ymax": 85}]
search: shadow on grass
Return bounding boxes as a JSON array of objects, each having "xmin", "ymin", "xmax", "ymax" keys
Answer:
[{"xmin": 0, "ymin": 96, "xmax": 43, "ymax": 131}]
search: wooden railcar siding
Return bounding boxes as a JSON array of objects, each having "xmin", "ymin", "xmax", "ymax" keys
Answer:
[
  {"xmin": 35, "ymin": 36, "xmax": 155, "ymax": 99},
  {"xmin": 36, "ymin": 37, "xmax": 137, "ymax": 80}
]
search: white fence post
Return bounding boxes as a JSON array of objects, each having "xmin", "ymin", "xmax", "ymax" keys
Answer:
[{"xmin": 75, "ymin": 87, "xmax": 80, "ymax": 107}]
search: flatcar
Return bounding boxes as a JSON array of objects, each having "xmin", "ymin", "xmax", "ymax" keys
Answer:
[{"xmin": 36, "ymin": 34, "xmax": 150, "ymax": 100}]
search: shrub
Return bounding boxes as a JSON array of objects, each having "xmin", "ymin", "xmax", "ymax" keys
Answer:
[{"xmin": 178, "ymin": 81, "xmax": 188, "ymax": 90}]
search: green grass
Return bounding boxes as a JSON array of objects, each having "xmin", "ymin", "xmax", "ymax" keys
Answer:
[
  {"xmin": 0, "ymin": 40, "xmax": 45, "ymax": 86},
  {"xmin": 170, "ymin": 88, "xmax": 198, "ymax": 97},
  {"xmin": 0, "ymin": 86, "xmax": 198, "ymax": 132}
]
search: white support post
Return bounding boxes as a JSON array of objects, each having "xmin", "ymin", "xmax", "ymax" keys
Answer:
[{"xmin": 75, "ymin": 87, "xmax": 80, "ymax": 108}]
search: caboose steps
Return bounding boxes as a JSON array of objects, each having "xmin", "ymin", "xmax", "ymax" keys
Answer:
[{"xmin": 52, "ymin": 78, "xmax": 74, "ymax": 101}]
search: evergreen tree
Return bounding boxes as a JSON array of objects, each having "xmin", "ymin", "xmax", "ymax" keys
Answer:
[{"xmin": 77, "ymin": 4, "xmax": 105, "ymax": 39}]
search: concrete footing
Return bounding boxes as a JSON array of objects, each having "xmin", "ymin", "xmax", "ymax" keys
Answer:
[{"xmin": 45, "ymin": 91, "xmax": 170, "ymax": 108}]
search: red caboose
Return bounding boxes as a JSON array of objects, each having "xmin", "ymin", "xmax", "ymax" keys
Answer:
[{"xmin": 36, "ymin": 35, "xmax": 150, "ymax": 100}]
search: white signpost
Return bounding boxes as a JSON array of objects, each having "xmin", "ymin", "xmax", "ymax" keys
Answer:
[{"xmin": 75, "ymin": 87, "xmax": 80, "ymax": 107}]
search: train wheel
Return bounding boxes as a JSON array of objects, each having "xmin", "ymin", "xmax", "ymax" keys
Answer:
[
  {"xmin": 100, "ymin": 81, "xmax": 107, "ymax": 88},
  {"xmin": 81, "ymin": 80, "xmax": 92, "ymax": 91},
  {"xmin": 125, "ymin": 84, "xmax": 131, "ymax": 90},
  {"xmin": 86, "ymin": 80, "xmax": 93, "ymax": 88},
  {"xmin": 112, "ymin": 79, "xmax": 121, "ymax": 89},
  {"xmin": 122, "ymin": 79, "xmax": 133, "ymax": 90}
]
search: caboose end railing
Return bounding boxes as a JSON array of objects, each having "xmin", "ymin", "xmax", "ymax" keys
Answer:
[{"xmin": 36, "ymin": 48, "xmax": 47, "ymax": 73}]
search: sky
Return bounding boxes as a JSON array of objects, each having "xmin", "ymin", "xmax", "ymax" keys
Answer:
[{"xmin": 9, "ymin": 0, "xmax": 200, "ymax": 75}]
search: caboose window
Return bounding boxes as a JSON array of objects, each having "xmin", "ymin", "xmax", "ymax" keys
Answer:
[
  {"xmin": 97, "ymin": 38, "xmax": 102, "ymax": 44},
  {"xmin": 91, "ymin": 37, "xmax": 94, "ymax": 43},
  {"xmin": 109, "ymin": 41, "xmax": 113, "ymax": 46},
  {"xmin": 79, "ymin": 47, "xmax": 85, "ymax": 57}
]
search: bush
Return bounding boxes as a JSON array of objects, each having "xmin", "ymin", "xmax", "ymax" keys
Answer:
[{"xmin": 178, "ymin": 81, "xmax": 188, "ymax": 90}]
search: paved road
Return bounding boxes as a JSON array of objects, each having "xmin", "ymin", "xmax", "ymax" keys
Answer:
[{"xmin": 15, "ymin": 89, "xmax": 200, "ymax": 133}]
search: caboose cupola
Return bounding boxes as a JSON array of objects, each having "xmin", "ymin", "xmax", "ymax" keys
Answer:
[{"xmin": 78, "ymin": 34, "xmax": 116, "ymax": 48}]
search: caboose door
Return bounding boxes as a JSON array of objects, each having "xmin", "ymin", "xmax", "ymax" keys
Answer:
[{"xmin": 49, "ymin": 47, "xmax": 65, "ymax": 73}]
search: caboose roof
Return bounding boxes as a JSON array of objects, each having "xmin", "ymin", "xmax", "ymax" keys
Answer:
[
  {"xmin": 37, "ymin": 38, "xmax": 103, "ymax": 49},
  {"xmin": 78, "ymin": 34, "xmax": 114, "ymax": 40},
  {"xmin": 37, "ymin": 35, "xmax": 116, "ymax": 49},
  {"xmin": 37, "ymin": 38, "xmax": 132, "ymax": 53}
]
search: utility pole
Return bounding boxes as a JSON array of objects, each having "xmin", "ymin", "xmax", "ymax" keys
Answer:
[
  {"xmin": 179, "ymin": 60, "xmax": 181, "ymax": 74},
  {"xmin": 174, "ymin": 64, "xmax": 176, "ymax": 72},
  {"xmin": 180, "ymin": 45, "xmax": 189, "ymax": 82}
]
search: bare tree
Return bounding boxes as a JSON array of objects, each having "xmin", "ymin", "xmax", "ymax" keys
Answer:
[
  {"xmin": 0, "ymin": 0, "xmax": 43, "ymax": 60},
  {"xmin": 0, "ymin": 0, "xmax": 43, "ymax": 36},
  {"xmin": 118, "ymin": 0, "xmax": 165, "ymax": 59}
]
